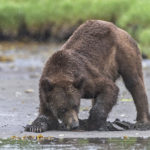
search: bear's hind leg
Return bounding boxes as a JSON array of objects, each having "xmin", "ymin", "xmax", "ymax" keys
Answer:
[
  {"xmin": 118, "ymin": 48, "xmax": 150, "ymax": 123},
  {"xmin": 120, "ymin": 69, "xmax": 149, "ymax": 123}
]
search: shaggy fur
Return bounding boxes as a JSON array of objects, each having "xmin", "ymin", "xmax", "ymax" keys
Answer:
[{"xmin": 25, "ymin": 20, "xmax": 149, "ymax": 132}]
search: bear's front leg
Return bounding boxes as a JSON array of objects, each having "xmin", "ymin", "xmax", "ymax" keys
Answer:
[{"xmin": 88, "ymin": 80, "xmax": 119, "ymax": 131}]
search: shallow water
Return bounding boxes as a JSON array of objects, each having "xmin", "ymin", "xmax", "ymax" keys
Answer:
[
  {"xmin": 0, "ymin": 137, "xmax": 150, "ymax": 150},
  {"xmin": 0, "ymin": 42, "xmax": 150, "ymax": 73}
]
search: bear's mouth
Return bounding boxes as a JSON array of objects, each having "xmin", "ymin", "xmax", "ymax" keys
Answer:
[
  {"xmin": 57, "ymin": 109, "xmax": 79, "ymax": 130},
  {"xmin": 59, "ymin": 121, "xmax": 79, "ymax": 131},
  {"xmin": 63, "ymin": 113, "xmax": 79, "ymax": 130}
]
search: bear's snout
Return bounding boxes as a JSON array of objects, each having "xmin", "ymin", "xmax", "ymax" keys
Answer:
[
  {"xmin": 70, "ymin": 119, "xmax": 79, "ymax": 129},
  {"xmin": 63, "ymin": 109, "xmax": 79, "ymax": 130}
]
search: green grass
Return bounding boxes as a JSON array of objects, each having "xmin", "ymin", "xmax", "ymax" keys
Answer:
[
  {"xmin": 118, "ymin": 0, "xmax": 150, "ymax": 28},
  {"xmin": 0, "ymin": 0, "xmax": 149, "ymax": 56},
  {"xmin": 0, "ymin": 0, "xmax": 133, "ymax": 29}
]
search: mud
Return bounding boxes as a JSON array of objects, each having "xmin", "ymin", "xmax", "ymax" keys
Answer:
[{"xmin": 0, "ymin": 42, "xmax": 150, "ymax": 139}]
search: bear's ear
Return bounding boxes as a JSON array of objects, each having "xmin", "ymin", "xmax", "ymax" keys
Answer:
[
  {"xmin": 41, "ymin": 78, "xmax": 54, "ymax": 92},
  {"xmin": 73, "ymin": 76, "xmax": 85, "ymax": 89}
]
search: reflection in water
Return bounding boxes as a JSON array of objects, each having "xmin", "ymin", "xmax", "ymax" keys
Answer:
[{"xmin": 0, "ymin": 137, "xmax": 150, "ymax": 150}]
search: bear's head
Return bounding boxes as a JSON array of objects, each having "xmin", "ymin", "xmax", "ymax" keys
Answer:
[{"xmin": 40, "ymin": 76, "xmax": 84, "ymax": 130}]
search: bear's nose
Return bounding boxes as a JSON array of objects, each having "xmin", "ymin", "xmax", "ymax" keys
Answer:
[{"xmin": 71, "ymin": 120, "xmax": 79, "ymax": 129}]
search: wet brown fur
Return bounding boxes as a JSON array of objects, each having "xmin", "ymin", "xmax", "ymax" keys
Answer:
[{"xmin": 26, "ymin": 20, "xmax": 149, "ymax": 132}]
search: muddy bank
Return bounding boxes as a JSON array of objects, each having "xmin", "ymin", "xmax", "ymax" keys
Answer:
[{"xmin": 0, "ymin": 24, "xmax": 79, "ymax": 42}]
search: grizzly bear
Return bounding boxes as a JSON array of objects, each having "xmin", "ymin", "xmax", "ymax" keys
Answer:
[{"xmin": 25, "ymin": 20, "xmax": 149, "ymax": 132}]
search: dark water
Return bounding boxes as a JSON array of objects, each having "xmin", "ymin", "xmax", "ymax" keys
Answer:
[{"xmin": 0, "ymin": 137, "xmax": 150, "ymax": 150}]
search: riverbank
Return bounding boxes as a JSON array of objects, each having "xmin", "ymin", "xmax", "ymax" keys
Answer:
[{"xmin": 0, "ymin": 0, "xmax": 150, "ymax": 56}]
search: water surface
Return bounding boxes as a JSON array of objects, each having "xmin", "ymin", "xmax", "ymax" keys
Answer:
[{"xmin": 0, "ymin": 137, "xmax": 150, "ymax": 150}]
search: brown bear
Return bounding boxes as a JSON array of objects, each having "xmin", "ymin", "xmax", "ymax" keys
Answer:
[{"xmin": 25, "ymin": 20, "xmax": 149, "ymax": 132}]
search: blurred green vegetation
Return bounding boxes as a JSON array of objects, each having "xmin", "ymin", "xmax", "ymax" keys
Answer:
[{"xmin": 0, "ymin": 0, "xmax": 149, "ymax": 56}]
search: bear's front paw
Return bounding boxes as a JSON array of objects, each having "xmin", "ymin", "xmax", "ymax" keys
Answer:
[
  {"xmin": 25, "ymin": 115, "xmax": 57, "ymax": 133},
  {"xmin": 25, "ymin": 122, "xmax": 48, "ymax": 133}
]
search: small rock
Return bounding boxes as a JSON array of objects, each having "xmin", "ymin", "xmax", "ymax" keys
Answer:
[
  {"xmin": 36, "ymin": 134, "xmax": 44, "ymax": 140},
  {"xmin": 27, "ymin": 67, "xmax": 36, "ymax": 72},
  {"xmin": 80, "ymin": 107, "xmax": 89, "ymax": 111},
  {"xmin": 0, "ymin": 55, "xmax": 14, "ymax": 62},
  {"xmin": 25, "ymin": 89, "xmax": 34, "ymax": 93},
  {"xmin": 59, "ymin": 134, "xmax": 64, "ymax": 137},
  {"xmin": 123, "ymin": 136, "xmax": 128, "ymax": 139},
  {"xmin": 15, "ymin": 91, "xmax": 22, "ymax": 97},
  {"xmin": 9, "ymin": 64, "xmax": 15, "ymax": 69},
  {"xmin": 29, "ymin": 74, "xmax": 39, "ymax": 78},
  {"xmin": 120, "ymin": 114, "xmax": 126, "ymax": 117},
  {"xmin": 121, "ymin": 98, "xmax": 133, "ymax": 102}
]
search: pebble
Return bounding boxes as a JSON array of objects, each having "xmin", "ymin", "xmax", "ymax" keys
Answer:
[
  {"xmin": 24, "ymin": 89, "xmax": 34, "ymax": 93},
  {"xmin": 15, "ymin": 91, "xmax": 22, "ymax": 97},
  {"xmin": 59, "ymin": 134, "xmax": 64, "ymax": 137}
]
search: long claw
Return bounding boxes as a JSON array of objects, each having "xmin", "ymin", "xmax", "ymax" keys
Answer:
[
  {"xmin": 29, "ymin": 126, "xmax": 31, "ymax": 132},
  {"xmin": 36, "ymin": 128, "xmax": 39, "ymax": 133},
  {"xmin": 37, "ymin": 128, "xmax": 40, "ymax": 133}
]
